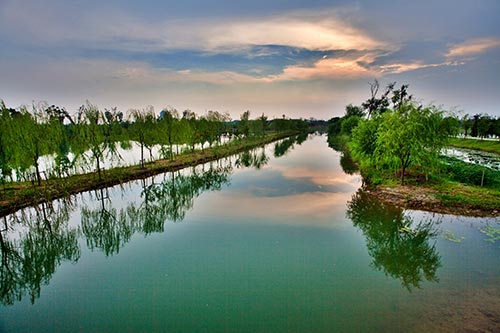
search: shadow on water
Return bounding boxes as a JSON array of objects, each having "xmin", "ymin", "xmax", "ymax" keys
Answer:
[
  {"xmin": 0, "ymin": 141, "xmax": 289, "ymax": 305},
  {"xmin": 347, "ymin": 189, "xmax": 442, "ymax": 291}
]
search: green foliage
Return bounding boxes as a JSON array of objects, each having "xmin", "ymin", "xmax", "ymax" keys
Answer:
[
  {"xmin": 340, "ymin": 116, "xmax": 361, "ymax": 136},
  {"xmin": 374, "ymin": 103, "xmax": 447, "ymax": 184},
  {"xmin": 440, "ymin": 156, "xmax": 500, "ymax": 188}
]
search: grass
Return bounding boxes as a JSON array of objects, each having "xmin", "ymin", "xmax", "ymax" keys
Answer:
[
  {"xmin": 0, "ymin": 132, "xmax": 298, "ymax": 216},
  {"xmin": 433, "ymin": 181, "xmax": 500, "ymax": 212},
  {"xmin": 362, "ymin": 160, "xmax": 500, "ymax": 215},
  {"xmin": 448, "ymin": 137, "xmax": 500, "ymax": 155}
]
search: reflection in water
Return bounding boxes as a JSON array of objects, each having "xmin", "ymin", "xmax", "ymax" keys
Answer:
[
  {"xmin": 81, "ymin": 163, "xmax": 233, "ymax": 256},
  {"xmin": 237, "ymin": 147, "xmax": 269, "ymax": 169},
  {"xmin": 347, "ymin": 189, "xmax": 441, "ymax": 290},
  {"xmin": 81, "ymin": 188, "xmax": 138, "ymax": 256},
  {"xmin": 273, "ymin": 133, "xmax": 308, "ymax": 158},
  {"xmin": 0, "ymin": 139, "xmax": 295, "ymax": 305},
  {"xmin": 0, "ymin": 200, "xmax": 80, "ymax": 305},
  {"xmin": 328, "ymin": 136, "xmax": 359, "ymax": 175}
]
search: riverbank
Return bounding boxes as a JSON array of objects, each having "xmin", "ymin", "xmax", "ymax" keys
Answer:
[
  {"xmin": 0, "ymin": 132, "xmax": 296, "ymax": 217},
  {"xmin": 367, "ymin": 181, "xmax": 500, "ymax": 217},
  {"xmin": 449, "ymin": 137, "xmax": 500, "ymax": 155}
]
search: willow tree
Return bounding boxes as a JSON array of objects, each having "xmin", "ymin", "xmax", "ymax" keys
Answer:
[
  {"xmin": 0, "ymin": 101, "xmax": 13, "ymax": 183},
  {"xmin": 158, "ymin": 107, "xmax": 179, "ymax": 160},
  {"xmin": 129, "ymin": 107, "xmax": 157, "ymax": 168},
  {"xmin": 75, "ymin": 102, "xmax": 107, "ymax": 180},
  {"xmin": 7, "ymin": 103, "xmax": 63, "ymax": 185},
  {"xmin": 374, "ymin": 103, "xmax": 448, "ymax": 185}
]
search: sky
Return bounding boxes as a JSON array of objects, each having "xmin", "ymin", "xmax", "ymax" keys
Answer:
[{"xmin": 0, "ymin": 0, "xmax": 499, "ymax": 119}]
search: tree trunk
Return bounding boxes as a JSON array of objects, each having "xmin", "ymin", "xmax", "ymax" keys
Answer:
[
  {"xmin": 140, "ymin": 143, "xmax": 144, "ymax": 168},
  {"xmin": 34, "ymin": 157, "xmax": 41, "ymax": 186},
  {"xmin": 96, "ymin": 155, "xmax": 102, "ymax": 180}
]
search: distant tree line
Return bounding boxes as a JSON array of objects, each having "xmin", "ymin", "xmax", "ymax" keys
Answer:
[
  {"xmin": 459, "ymin": 113, "xmax": 500, "ymax": 139},
  {"xmin": 0, "ymin": 100, "xmax": 307, "ymax": 184}
]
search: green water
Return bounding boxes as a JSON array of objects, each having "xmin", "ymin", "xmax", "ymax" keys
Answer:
[{"xmin": 1, "ymin": 135, "xmax": 499, "ymax": 332}]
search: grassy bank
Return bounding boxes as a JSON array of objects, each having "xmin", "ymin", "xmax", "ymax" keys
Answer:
[
  {"xmin": 0, "ymin": 132, "xmax": 297, "ymax": 217},
  {"xmin": 357, "ymin": 155, "xmax": 500, "ymax": 216},
  {"xmin": 448, "ymin": 137, "xmax": 500, "ymax": 155},
  {"xmin": 328, "ymin": 133, "xmax": 500, "ymax": 216},
  {"xmin": 371, "ymin": 181, "xmax": 500, "ymax": 217}
]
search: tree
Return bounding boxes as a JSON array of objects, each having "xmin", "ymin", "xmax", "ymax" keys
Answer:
[
  {"xmin": 477, "ymin": 114, "xmax": 493, "ymax": 138},
  {"xmin": 158, "ymin": 107, "xmax": 179, "ymax": 159},
  {"xmin": 257, "ymin": 113, "xmax": 268, "ymax": 137},
  {"xmin": 375, "ymin": 103, "xmax": 447, "ymax": 185},
  {"xmin": 75, "ymin": 102, "xmax": 107, "ymax": 180},
  {"xmin": 361, "ymin": 80, "xmax": 394, "ymax": 117},
  {"xmin": 9, "ymin": 103, "xmax": 62, "ymax": 185},
  {"xmin": 238, "ymin": 110, "xmax": 251, "ymax": 138},
  {"xmin": 129, "ymin": 107, "xmax": 156, "ymax": 168},
  {"xmin": 340, "ymin": 116, "xmax": 361, "ymax": 136},
  {"xmin": 344, "ymin": 104, "xmax": 365, "ymax": 118},
  {"xmin": 461, "ymin": 114, "xmax": 472, "ymax": 137}
]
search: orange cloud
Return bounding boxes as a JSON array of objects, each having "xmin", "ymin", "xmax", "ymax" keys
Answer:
[
  {"xmin": 265, "ymin": 53, "xmax": 379, "ymax": 81},
  {"xmin": 202, "ymin": 16, "xmax": 385, "ymax": 52},
  {"xmin": 446, "ymin": 37, "xmax": 500, "ymax": 58}
]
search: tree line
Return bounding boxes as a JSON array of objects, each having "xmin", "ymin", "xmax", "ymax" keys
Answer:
[
  {"xmin": 327, "ymin": 80, "xmax": 500, "ymax": 185},
  {"xmin": 0, "ymin": 134, "xmax": 312, "ymax": 305},
  {"xmin": 0, "ymin": 100, "xmax": 307, "ymax": 185}
]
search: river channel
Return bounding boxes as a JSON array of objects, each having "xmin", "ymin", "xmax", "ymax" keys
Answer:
[{"xmin": 0, "ymin": 135, "xmax": 499, "ymax": 332}]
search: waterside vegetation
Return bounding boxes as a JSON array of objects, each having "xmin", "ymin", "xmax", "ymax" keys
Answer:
[
  {"xmin": 0, "ymin": 99, "xmax": 309, "ymax": 216},
  {"xmin": 328, "ymin": 81, "xmax": 500, "ymax": 216}
]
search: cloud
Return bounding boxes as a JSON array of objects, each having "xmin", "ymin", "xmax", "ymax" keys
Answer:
[
  {"xmin": 0, "ymin": 2, "xmax": 385, "ymax": 55},
  {"xmin": 446, "ymin": 37, "xmax": 500, "ymax": 58},
  {"xmin": 268, "ymin": 53, "xmax": 380, "ymax": 81},
  {"xmin": 198, "ymin": 14, "xmax": 385, "ymax": 53},
  {"xmin": 376, "ymin": 60, "xmax": 463, "ymax": 74}
]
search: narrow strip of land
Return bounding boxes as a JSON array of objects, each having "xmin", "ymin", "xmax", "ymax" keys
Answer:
[
  {"xmin": 368, "ymin": 183, "xmax": 500, "ymax": 217},
  {"xmin": 448, "ymin": 137, "xmax": 500, "ymax": 155},
  {"xmin": 0, "ymin": 133, "xmax": 296, "ymax": 217}
]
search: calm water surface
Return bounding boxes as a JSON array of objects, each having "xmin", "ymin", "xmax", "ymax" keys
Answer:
[{"xmin": 1, "ymin": 135, "xmax": 499, "ymax": 332}]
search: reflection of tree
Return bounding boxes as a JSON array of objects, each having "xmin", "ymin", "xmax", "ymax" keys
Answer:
[
  {"xmin": 80, "ymin": 163, "xmax": 232, "ymax": 256},
  {"xmin": 237, "ymin": 147, "xmax": 269, "ymax": 169},
  {"xmin": 81, "ymin": 188, "xmax": 138, "ymax": 256},
  {"xmin": 0, "ymin": 200, "xmax": 80, "ymax": 305},
  {"xmin": 328, "ymin": 136, "xmax": 359, "ymax": 175},
  {"xmin": 274, "ymin": 138, "xmax": 295, "ymax": 157},
  {"xmin": 339, "ymin": 149, "xmax": 358, "ymax": 175},
  {"xmin": 273, "ymin": 134, "xmax": 309, "ymax": 158},
  {"xmin": 137, "ymin": 164, "xmax": 232, "ymax": 224},
  {"xmin": 346, "ymin": 189, "xmax": 441, "ymax": 290}
]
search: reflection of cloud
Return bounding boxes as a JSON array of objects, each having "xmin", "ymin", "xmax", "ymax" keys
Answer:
[
  {"xmin": 196, "ymin": 191, "xmax": 353, "ymax": 227},
  {"xmin": 446, "ymin": 37, "xmax": 500, "ymax": 58},
  {"xmin": 272, "ymin": 165, "xmax": 360, "ymax": 191}
]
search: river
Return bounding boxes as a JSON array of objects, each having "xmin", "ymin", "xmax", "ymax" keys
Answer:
[{"xmin": 1, "ymin": 135, "xmax": 499, "ymax": 332}]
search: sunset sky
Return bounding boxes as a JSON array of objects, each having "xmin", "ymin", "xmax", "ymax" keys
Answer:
[{"xmin": 1, "ymin": 0, "xmax": 499, "ymax": 119}]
